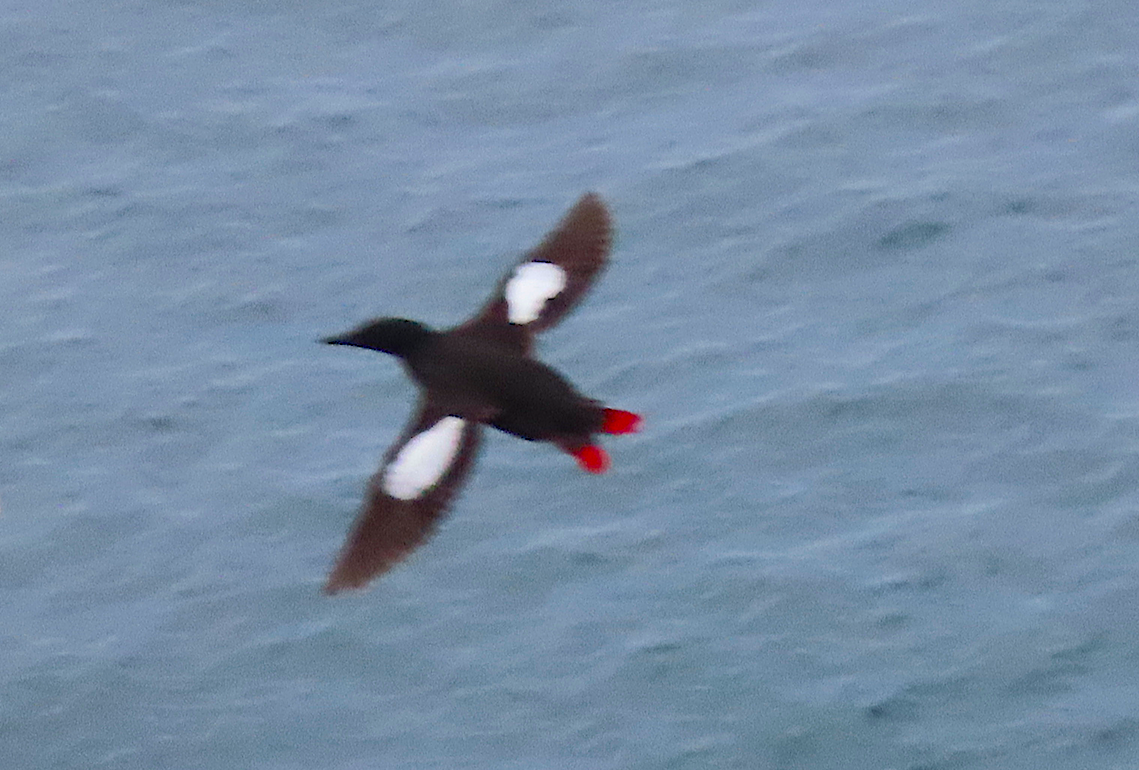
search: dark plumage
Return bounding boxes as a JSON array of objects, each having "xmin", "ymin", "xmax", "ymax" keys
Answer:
[{"xmin": 321, "ymin": 193, "xmax": 640, "ymax": 593}]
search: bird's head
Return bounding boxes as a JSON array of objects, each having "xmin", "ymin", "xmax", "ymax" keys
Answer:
[{"xmin": 322, "ymin": 318, "xmax": 435, "ymax": 358}]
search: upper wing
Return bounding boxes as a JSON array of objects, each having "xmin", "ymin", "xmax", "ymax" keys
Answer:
[
  {"xmin": 324, "ymin": 399, "xmax": 482, "ymax": 594},
  {"xmin": 454, "ymin": 193, "xmax": 613, "ymax": 351}
]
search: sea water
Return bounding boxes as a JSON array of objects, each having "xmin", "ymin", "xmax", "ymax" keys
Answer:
[{"xmin": 4, "ymin": 1, "xmax": 1139, "ymax": 767}]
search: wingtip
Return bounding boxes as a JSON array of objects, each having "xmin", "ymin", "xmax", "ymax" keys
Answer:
[
  {"xmin": 323, "ymin": 570, "xmax": 369, "ymax": 595},
  {"xmin": 322, "ymin": 572, "xmax": 352, "ymax": 595},
  {"xmin": 322, "ymin": 583, "xmax": 352, "ymax": 596},
  {"xmin": 557, "ymin": 192, "xmax": 613, "ymax": 255},
  {"xmin": 573, "ymin": 191, "xmax": 609, "ymax": 218}
]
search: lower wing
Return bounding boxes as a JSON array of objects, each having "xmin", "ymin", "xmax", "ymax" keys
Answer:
[{"xmin": 325, "ymin": 402, "xmax": 483, "ymax": 593}]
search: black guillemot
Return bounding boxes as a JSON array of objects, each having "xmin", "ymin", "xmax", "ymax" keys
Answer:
[{"xmin": 321, "ymin": 193, "xmax": 641, "ymax": 593}]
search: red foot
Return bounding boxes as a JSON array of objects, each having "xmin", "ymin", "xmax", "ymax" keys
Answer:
[
  {"xmin": 570, "ymin": 444, "xmax": 609, "ymax": 474},
  {"xmin": 602, "ymin": 408, "xmax": 642, "ymax": 435}
]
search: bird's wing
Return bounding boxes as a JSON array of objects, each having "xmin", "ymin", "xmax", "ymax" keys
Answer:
[
  {"xmin": 454, "ymin": 193, "xmax": 612, "ymax": 352},
  {"xmin": 324, "ymin": 398, "xmax": 482, "ymax": 594}
]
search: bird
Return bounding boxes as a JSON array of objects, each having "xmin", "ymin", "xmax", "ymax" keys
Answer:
[{"xmin": 321, "ymin": 193, "xmax": 641, "ymax": 593}]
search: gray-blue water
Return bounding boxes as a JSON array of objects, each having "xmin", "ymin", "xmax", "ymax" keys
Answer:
[{"xmin": 4, "ymin": 1, "xmax": 1139, "ymax": 767}]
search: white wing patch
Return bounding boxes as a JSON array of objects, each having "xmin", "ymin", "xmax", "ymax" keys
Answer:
[
  {"xmin": 504, "ymin": 261, "xmax": 567, "ymax": 324},
  {"xmin": 383, "ymin": 417, "xmax": 465, "ymax": 500}
]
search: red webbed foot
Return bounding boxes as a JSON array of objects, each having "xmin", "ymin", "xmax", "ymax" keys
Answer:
[
  {"xmin": 570, "ymin": 444, "xmax": 609, "ymax": 474},
  {"xmin": 602, "ymin": 408, "xmax": 642, "ymax": 435}
]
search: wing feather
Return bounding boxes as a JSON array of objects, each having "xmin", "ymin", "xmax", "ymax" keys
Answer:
[
  {"xmin": 324, "ymin": 400, "xmax": 482, "ymax": 593},
  {"xmin": 455, "ymin": 193, "xmax": 612, "ymax": 350}
]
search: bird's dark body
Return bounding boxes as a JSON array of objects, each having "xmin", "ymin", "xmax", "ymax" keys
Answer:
[{"xmin": 407, "ymin": 332, "xmax": 605, "ymax": 443}]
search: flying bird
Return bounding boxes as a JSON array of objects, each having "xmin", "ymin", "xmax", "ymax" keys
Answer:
[{"xmin": 322, "ymin": 193, "xmax": 641, "ymax": 593}]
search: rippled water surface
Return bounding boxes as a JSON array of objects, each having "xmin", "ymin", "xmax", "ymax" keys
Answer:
[{"xmin": 4, "ymin": 1, "xmax": 1139, "ymax": 768}]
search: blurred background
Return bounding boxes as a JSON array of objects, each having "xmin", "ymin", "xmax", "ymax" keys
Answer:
[{"xmin": 3, "ymin": 1, "xmax": 1139, "ymax": 767}]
